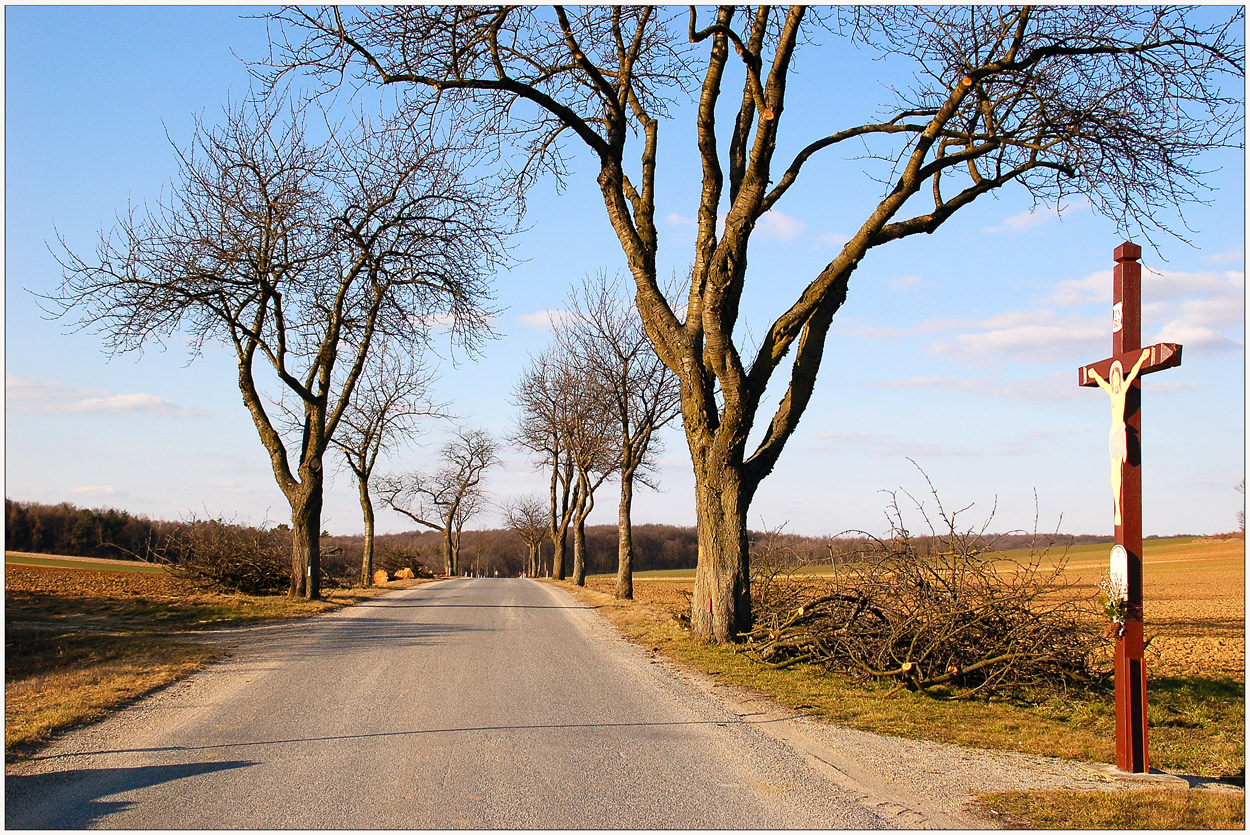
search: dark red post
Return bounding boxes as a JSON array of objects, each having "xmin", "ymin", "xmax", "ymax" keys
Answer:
[
  {"xmin": 1112, "ymin": 242, "xmax": 1148, "ymax": 774},
  {"xmin": 1078, "ymin": 242, "xmax": 1182, "ymax": 774}
]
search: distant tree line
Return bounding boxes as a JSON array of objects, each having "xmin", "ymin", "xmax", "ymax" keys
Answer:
[
  {"xmin": 5, "ymin": 499, "xmax": 175, "ymax": 561},
  {"xmin": 10, "ymin": 496, "xmax": 1146, "ymax": 587}
]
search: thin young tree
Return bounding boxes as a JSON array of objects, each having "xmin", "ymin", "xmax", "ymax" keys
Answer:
[
  {"xmin": 333, "ymin": 346, "xmax": 441, "ymax": 587},
  {"xmin": 557, "ymin": 271, "xmax": 679, "ymax": 598},
  {"xmin": 566, "ymin": 392, "xmax": 616, "ymax": 587},
  {"xmin": 504, "ymin": 494, "xmax": 549, "ymax": 577},
  {"xmin": 379, "ymin": 426, "xmax": 498, "ymax": 576},
  {"xmin": 48, "ymin": 98, "xmax": 510, "ymax": 598},
  {"xmin": 268, "ymin": 6, "xmax": 1244, "ymax": 637},
  {"xmin": 511, "ymin": 349, "xmax": 580, "ymax": 581}
]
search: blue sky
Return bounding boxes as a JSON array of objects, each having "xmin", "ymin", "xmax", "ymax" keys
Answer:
[{"xmin": 5, "ymin": 7, "xmax": 1245, "ymax": 540}]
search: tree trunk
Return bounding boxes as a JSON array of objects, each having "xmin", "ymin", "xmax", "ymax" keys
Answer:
[
  {"xmin": 443, "ymin": 525, "xmax": 456, "ymax": 576},
  {"xmin": 358, "ymin": 476, "xmax": 375, "ymax": 587},
  {"xmin": 689, "ymin": 463, "xmax": 751, "ymax": 642},
  {"xmin": 288, "ymin": 480, "xmax": 323, "ymax": 600},
  {"xmin": 572, "ymin": 514, "xmax": 587, "ymax": 587},
  {"xmin": 615, "ymin": 471, "xmax": 635, "ymax": 599}
]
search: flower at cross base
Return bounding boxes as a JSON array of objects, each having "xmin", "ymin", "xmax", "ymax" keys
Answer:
[{"xmin": 1096, "ymin": 572, "xmax": 1129, "ymax": 637}]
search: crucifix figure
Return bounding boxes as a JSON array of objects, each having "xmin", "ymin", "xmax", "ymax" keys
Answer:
[
  {"xmin": 1077, "ymin": 242, "xmax": 1182, "ymax": 774},
  {"xmin": 1088, "ymin": 348, "xmax": 1151, "ymax": 526}
]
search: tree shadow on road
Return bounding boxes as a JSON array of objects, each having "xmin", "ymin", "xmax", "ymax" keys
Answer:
[{"xmin": 5, "ymin": 759, "xmax": 255, "ymax": 829}]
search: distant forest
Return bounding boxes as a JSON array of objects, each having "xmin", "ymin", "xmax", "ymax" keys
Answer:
[{"xmin": 5, "ymin": 498, "xmax": 1147, "ymax": 581}]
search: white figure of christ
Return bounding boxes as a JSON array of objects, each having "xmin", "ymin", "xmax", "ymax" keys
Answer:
[{"xmin": 1088, "ymin": 348, "xmax": 1152, "ymax": 526}]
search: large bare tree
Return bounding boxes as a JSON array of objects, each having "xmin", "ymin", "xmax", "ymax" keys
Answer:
[
  {"xmin": 268, "ymin": 6, "xmax": 1244, "ymax": 637},
  {"xmin": 333, "ymin": 346, "xmax": 441, "ymax": 586},
  {"xmin": 48, "ymin": 98, "xmax": 510, "ymax": 598},
  {"xmin": 556, "ymin": 271, "xmax": 679, "ymax": 598},
  {"xmin": 379, "ymin": 425, "xmax": 498, "ymax": 576}
]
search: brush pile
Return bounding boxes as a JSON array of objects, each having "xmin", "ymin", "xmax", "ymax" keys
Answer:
[{"xmin": 743, "ymin": 487, "xmax": 1101, "ymax": 700}]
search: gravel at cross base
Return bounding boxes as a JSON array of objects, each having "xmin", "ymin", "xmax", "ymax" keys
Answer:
[{"xmin": 8, "ymin": 578, "xmax": 1130, "ymax": 830}]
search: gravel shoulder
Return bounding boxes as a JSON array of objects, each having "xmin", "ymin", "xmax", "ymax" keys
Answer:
[{"xmin": 558, "ymin": 582, "xmax": 1241, "ymax": 829}]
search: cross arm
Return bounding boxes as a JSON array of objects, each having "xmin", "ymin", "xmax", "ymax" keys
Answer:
[{"xmin": 1078, "ymin": 342, "xmax": 1182, "ymax": 387}]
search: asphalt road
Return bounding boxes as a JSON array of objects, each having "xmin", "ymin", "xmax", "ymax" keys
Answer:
[{"xmin": 6, "ymin": 578, "xmax": 901, "ymax": 829}]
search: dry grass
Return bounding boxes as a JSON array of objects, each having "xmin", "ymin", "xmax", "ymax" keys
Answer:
[
  {"xmin": 4, "ymin": 557, "xmax": 429, "ymax": 757},
  {"xmin": 566, "ymin": 537, "xmax": 1245, "ymax": 777},
  {"xmin": 562, "ymin": 564, "xmax": 1245, "ymax": 828},
  {"xmin": 978, "ymin": 787, "xmax": 1245, "ymax": 829}
]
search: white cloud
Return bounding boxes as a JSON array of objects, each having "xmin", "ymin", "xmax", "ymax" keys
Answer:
[
  {"xmin": 666, "ymin": 210, "xmax": 805, "ymax": 242},
  {"xmin": 815, "ymin": 231, "xmax": 851, "ymax": 249},
  {"xmin": 872, "ymin": 370, "xmax": 1079, "ymax": 402},
  {"xmin": 810, "ymin": 430, "xmax": 972, "ymax": 458},
  {"xmin": 756, "ymin": 210, "xmax": 806, "ymax": 242},
  {"xmin": 1050, "ymin": 267, "xmax": 1243, "ymax": 307},
  {"xmin": 887, "ymin": 274, "xmax": 923, "ymax": 291},
  {"xmin": 927, "ymin": 312, "xmax": 1104, "ymax": 364},
  {"xmin": 516, "ymin": 309, "xmax": 572, "ymax": 331},
  {"xmin": 985, "ymin": 208, "xmax": 1057, "ymax": 234},
  {"xmin": 6, "ymin": 375, "xmax": 203, "ymax": 417},
  {"xmin": 1201, "ymin": 248, "xmax": 1245, "ymax": 265},
  {"xmin": 70, "ymin": 485, "xmax": 125, "ymax": 498},
  {"xmin": 984, "ymin": 198, "xmax": 1088, "ymax": 234}
]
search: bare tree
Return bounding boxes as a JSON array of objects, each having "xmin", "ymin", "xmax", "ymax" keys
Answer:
[
  {"xmin": 267, "ymin": 6, "xmax": 1244, "ymax": 637},
  {"xmin": 47, "ymin": 97, "xmax": 511, "ymax": 598},
  {"xmin": 333, "ymin": 346, "xmax": 441, "ymax": 587},
  {"xmin": 512, "ymin": 346, "xmax": 617, "ymax": 586},
  {"xmin": 511, "ymin": 349, "xmax": 578, "ymax": 581},
  {"xmin": 379, "ymin": 426, "xmax": 497, "ymax": 576},
  {"xmin": 504, "ymin": 494, "xmax": 549, "ymax": 577},
  {"xmin": 557, "ymin": 271, "xmax": 679, "ymax": 598}
]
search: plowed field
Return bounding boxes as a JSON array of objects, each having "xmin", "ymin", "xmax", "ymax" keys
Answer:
[{"xmin": 589, "ymin": 536, "xmax": 1246, "ymax": 680}]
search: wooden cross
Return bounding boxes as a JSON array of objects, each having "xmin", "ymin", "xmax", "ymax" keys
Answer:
[{"xmin": 1077, "ymin": 241, "xmax": 1182, "ymax": 774}]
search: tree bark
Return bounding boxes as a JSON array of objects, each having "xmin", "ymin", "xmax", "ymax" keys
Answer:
[
  {"xmin": 443, "ymin": 524, "xmax": 456, "ymax": 576},
  {"xmin": 688, "ymin": 462, "xmax": 751, "ymax": 642},
  {"xmin": 615, "ymin": 471, "xmax": 635, "ymax": 599},
  {"xmin": 572, "ymin": 516, "xmax": 587, "ymax": 587},
  {"xmin": 288, "ymin": 479, "xmax": 323, "ymax": 600},
  {"xmin": 571, "ymin": 476, "xmax": 595, "ymax": 587},
  {"xmin": 358, "ymin": 476, "xmax": 375, "ymax": 587}
]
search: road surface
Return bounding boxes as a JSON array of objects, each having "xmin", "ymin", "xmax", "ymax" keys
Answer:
[{"xmin": 7, "ymin": 578, "xmax": 931, "ymax": 828}]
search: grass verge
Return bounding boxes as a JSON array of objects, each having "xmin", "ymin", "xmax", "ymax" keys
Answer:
[
  {"xmin": 550, "ymin": 578, "xmax": 1244, "ymax": 827},
  {"xmin": 977, "ymin": 788, "xmax": 1245, "ymax": 829},
  {"xmin": 5, "ymin": 563, "xmax": 429, "ymax": 758}
]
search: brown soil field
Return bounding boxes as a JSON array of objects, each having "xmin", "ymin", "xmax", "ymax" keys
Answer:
[
  {"xmin": 1062, "ymin": 538, "xmax": 1245, "ymax": 679},
  {"xmin": 589, "ymin": 537, "xmax": 1246, "ymax": 681},
  {"xmin": 6, "ymin": 563, "xmax": 203, "ymax": 599}
]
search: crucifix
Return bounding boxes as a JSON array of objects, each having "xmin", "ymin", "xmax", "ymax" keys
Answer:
[{"xmin": 1077, "ymin": 241, "xmax": 1182, "ymax": 774}]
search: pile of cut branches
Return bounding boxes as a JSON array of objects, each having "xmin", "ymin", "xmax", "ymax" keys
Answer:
[{"xmin": 743, "ymin": 484, "xmax": 1101, "ymax": 700}]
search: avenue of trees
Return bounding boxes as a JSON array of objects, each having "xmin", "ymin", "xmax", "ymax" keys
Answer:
[
  {"xmin": 34, "ymin": 8, "xmax": 1242, "ymax": 632},
  {"xmin": 46, "ymin": 99, "xmax": 514, "ymax": 599},
  {"xmin": 512, "ymin": 271, "xmax": 678, "ymax": 597},
  {"xmin": 265, "ymin": 5, "xmax": 1244, "ymax": 639}
]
